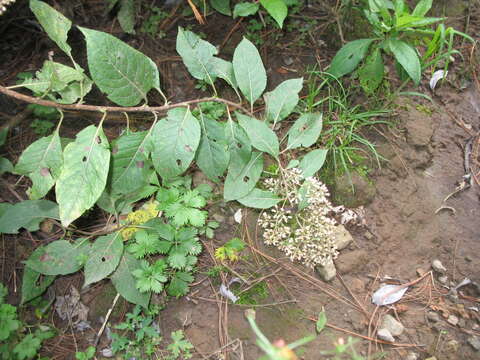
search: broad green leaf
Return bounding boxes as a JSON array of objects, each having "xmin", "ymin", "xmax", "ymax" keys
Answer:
[
  {"xmin": 358, "ymin": 47, "xmax": 384, "ymax": 94},
  {"xmin": 111, "ymin": 252, "xmax": 150, "ymax": 308},
  {"xmin": 78, "ymin": 26, "xmax": 160, "ymax": 106},
  {"xmin": 15, "ymin": 132, "xmax": 63, "ymax": 200},
  {"xmin": 176, "ymin": 27, "xmax": 217, "ymax": 85},
  {"xmin": 237, "ymin": 113, "xmax": 279, "ymax": 158},
  {"xmin": 0, "ymin": 200, "xmax": 59, "ymax": 234},
  {"xmin": 412, "ymin": 0, "xmax": 432, "ymax": 17},
  {"xmin": 117, "ymin": 0, "xmax": 136, "ymax": 34},
  {"xmin": 396, "ymin": 14, "xmax": 443, "ymax": 29},
  {"xmin": 210, "ymin": 0, "xmax": 231, "ymax": 16},
  {"xmin": 21, "ymin": 266, "xmax": 55, "ymax": 305},
  {"xmin": 25, "ymin": 239, "xmax": 90, "ymax": 275},
  {"xmin": 394, "ymin": 0, "xmax": 406, "ymax": 19},
  {"xmin": 233, "ymin": 37, "xmax": 267, "ymax": 105},
  {"xmin": 225, "ymin": 117, "xmax": 252, "ymax": 162},
  {"xmin": 56, "ymin": 125, "xmax": 110, "ymax": 227},
  {"xmin": 151, "ymin": 108, "xmax": 201, "ymax": 179},
  {"xmin": 328, "ymin": 39, "xmax": 376, "ymax": 78},
  {"xmin": 299, "ymin": 149, "xmax": 328, "ymax": 178},
  {"xmin": 84, "ymin": 233, "xmax": 123, "ymax": 287},
  {"xmin": 30, "ymin": 0, "xmax": 72, "ymax": 56},
  {"xmin": 237, "ymin": 188, "xmax": 281, "ymax": 209},
  {"xmin": 264, "ymin": 78, "xmax": 303, "ymax": 124},
  {"xmin": 224, "ymin": 151, "xmax": 263, "ymax": 201},
  {"xmin": 316, "ymin": 310, "xmax": 327, "ymax": 333},
  {"xmin": 196, "ymin": 113, "xmax": 229, "ymax": 182},
  {"xmin": 211, "ymin": 57, "xmax": 238, "ymax": 91},
  {"xmin": 387, "ymin": 39, "xmax": 421, "ymax": 85},
  {"xmin": 286, "ymin": 113, "xmax": 323, "ymax": 149},
  {"xmin": 167, "ymin": 272, "xmax": 194, "ymax": 297},
  {"xmin": 260, "ymin": 0, "xmax": 288, "ymax": 28},
  {"xmin": 233, "ymin": 2, "xmax": 259, "ymax": 17},
  {"xmin": 0, "ymin": 157, "xmax": 13, "ymax": 174},
  {"xmin": 97, "ymin": 184, "xmax": 158, "ymax": 215}
]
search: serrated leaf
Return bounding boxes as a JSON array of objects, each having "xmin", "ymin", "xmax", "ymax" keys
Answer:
[
  {"xmin": 167, "ymin": 272, "xmax": 193, "ymax": 297},
  {"xmin": 21, "ymin": 267, "xmax": 55, "ymax": 305},
  {"xmin": 14, "ymin": 334, "xmax": 41, "ymax": 360},
  {"xmin": 260, "ymin": 0, "xmax": 288, "ymax": 28},
  {"xmin": 358, "ymin": 47, "xmax": 384, "ymax": 94},
  {"xmin": 286, "ymin": 113, "xmax": 323, "ymax": 150},
  {"xmin": 0, "ymin": 200, "xmax": 59, "ymax": 234},
  {"xmin": 168, "ymin": 252, "xmax": 188, "ymax": 269},
  {"xmin": 264, "ymin": 78, "xmax": 303, "ymax": 124},
  {"xmin": 237, "ymin": 113, "xmax": 279, "ymax": 158},
  {"xmin": 237, "ymin": 188, "xmax": 281, "ymax": 209},
  {"xmin": 78, "ymin": 26, "xmax": 160, "ymax": 106},
  {"xmin": 15, "ymin": 132, "xmax": 63, "ymax": 200},
  {"xmin": 299, "ymin": 149, "xmax": 328, "ymax": 178},
  {"xmin": 176, "ymin": 27, "xmax": 217, "ymax": 85},
  {"xmin": 211, "ymin": 57, "xmax": 238, "ymax": 91},
  {"xmin": 329, "ymin": 39, "xmax": 376, "ymax": 78},
  {"xmin": 233, "ymin": 2, "xmax": 259, "ymax": 17},
  {"xmin": 111, "ymin": 253, "xmax": 150, "ymax": 308},
  {"xmin": 233, "ymin": 37, "xmax": 267, "ymax": 106},
  {"xmin": 387, "ymin": 39, "xmax": 421, "ymax": 85},
  {"xmin": 210, "ymin": 0, "xmax": 231, "ymax": 16},
  {"xmin": 196, "ymin": 113, "xmax": 229, "ymax": 182},
  {"xmin": 56, "ymin": 125, "xmax": 110, "ymax": 227},
  {"xmin": 30, "ymin": 0, "xmax": 72, "ymax": 56},
  {"xmin": 151, "ymin": 108, "xmax": 201, "ymax": 179},
  {"xmin": 224, "ymin": 151, "xmax": 263, "ymax": 201},
  {"xmin": 84, "ymin": 233, "xmax": 123, "ymax": 287}
]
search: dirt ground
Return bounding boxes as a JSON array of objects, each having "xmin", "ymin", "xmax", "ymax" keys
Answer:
[{"xmin": 0, "ymin": 1, "xmax": 479, "ymax": 359}]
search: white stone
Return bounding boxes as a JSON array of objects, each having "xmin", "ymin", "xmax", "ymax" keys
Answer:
[
  {"xmin": 377, "ymin": 328, "xmax": 395, "ymax": 342},
  {"xmin": 432, "ymin": 259, "xmax": 447, "ymax": 274},
  {"xmin": 316, "ymin": 258, "xmax": 336, "ymax": 282},
  {"xmin": 333, "ymin": 224, "xmax": 353, "ymax": 250},
  {"xmin": 381, "ymin": 314, "xmax": 405, "ymax": 336},
  {"xmin": 447, "ymin": 315, "xmax": 459, "ymax": 326},
  {"xmin": 405, "ymin": 352, "xmax": 418, "ymax": 360}
]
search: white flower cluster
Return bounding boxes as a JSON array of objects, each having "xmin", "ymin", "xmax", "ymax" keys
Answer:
[
  {"xmin": 258, "ymin": 168, "xmax": 339, "ymax": 268},
  {"xmin": 0, "ymin": 0, "xmax": 15, "ymax": 16}
]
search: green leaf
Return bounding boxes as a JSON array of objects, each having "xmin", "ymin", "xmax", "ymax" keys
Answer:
[
  {"xmin": 167, "ymin": 272, "xmax": 194, "ymax": 297},
  {"xmin": 299, "ymin": 149, "xmax": 328, "ymax": 178},
  {"xmin": 15, "ymin": 132, "xmax": 63, "ymax": 200},
  {"xmin": 56, "ymin": 125, "xmax": 110, "ymax": 227},
  {"xmin": 176, "ymin": 27, "xmax": 217, "ymax": 85},
  {"xmin": 237, "ymin": 113, "xmax": 279, "ymax": 158},
  {"xmin": 412, "ymin": 0, "xmax": 432, "ymax": 17},
  {"xmin": 395, "ymin": 14, "xmax": 443, "ymax": 29},
  {"xmin": 84, "ymin": 233, "xmax": 123, "ymax": 287},
  {"xmin": 13, "ymin": 334, "xmax": 41, "ymax": 360},
  {"xmin": 264, "ymin": 78, "xmax": 303, "ymax": 124},
  {"xmin": 260, "ymin": 0, "xmax": 288, "ymax": 28},
  {"xmin": 358, "ymin": 47, "xmax": 384, "ymax": 94},
  {"xmin": 78, "ymin": 26, "xmax": 160, "ymax": 106},
  {"xmin": 0, "ymin": 200, "xmax": 59, "ymax": 234},
  {"xmin": 30, "ymin": 0, "xmax": 72, "ymax": 57},
  {"xmin": 316, "ymin": 310, "xmax": 327, "ymax": 333},
  {"xmin": 128, "ymin": 230, "xmax": 161, "ymax": 258},
  {"xmin": 196, "ymin": 113, "xmax": 229, "ymax": 182},
  {"xmin": 21, "ymin": 266, "xmax": 55, "ymax": 305},
  {"xmin": 225, "ymin": 117, "xmax": 252, "ymax": 162},
  {"xmin": 224, "ymin": 151, "xmax": 263, "ymax": 201},
  {"xmin": 151, "ymin": 108, "xmax": 201, "ymax": 179},
  {"xmin": 329, "ymin": 39, "xmax": 376, "ymax": 78},
  {"xmin": 233, "ymin": 37, "xmax": 267, "ymax": 106},
  {"xmin": 0, "ymin": 303, "xmax": 20, "ymax": 341},
  {"xmin": 117, "ymin": 0, "xmax": 136, "ymax": 34},
  {"xmin": 210, "ymin": 0, "xmax": 231, "ymax": 16},
  {"xmin": 237, "ymin": 188, "xmax": 281, "ymax": 209},
  {"xmin": 286, "ymin": 113, "xmax": 323, "ymax": 149},
  {"xmin": 168, "ymin": 252, "xmax": 188, "ymax": 269},
  {"xmin": 111, "ymin": 252, "xmax": 150, "ymax": 308},
  {"xmin": 210, "ymin": 57, "xmax": 238, "ymax": 91},
  {"xmin": 0, "ymin": 157, "xmax": 13, "ymax": 175},
  {"xmin": 133, "ymin": 260, "xmax": 167, "ymax": 293},
  {"xmin": 25, "ymin": 239, "xmax": 89, "ymax": 275},
  {"xmin": 387, "ymin": 39, "xmax": 421, "ymax": 85},
  {"xmin": 233, "ymin": 2, "xmax": 260, "ymax": 17}
]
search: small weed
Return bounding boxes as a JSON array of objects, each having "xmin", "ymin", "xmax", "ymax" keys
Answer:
[
  {"xmin": 235, "ymin": 281, "xmax": 269, "ymax": 305},
  {"xmin": 140, "ymin": 6, "xmax": 168, "ymax": 39},
  {"xmin": 214, "ymin": 237, "xmax": 246, "ymax": 262},
  {"xmin": 416, "ymin": 104, "xmax": 433, "ymax": 115},
  {"xmin": 30, "ymin": 118, "xmax": 55, "ymax": 136}
]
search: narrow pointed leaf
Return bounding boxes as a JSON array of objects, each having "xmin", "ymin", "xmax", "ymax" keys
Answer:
[
  {"xmin": 387, "ymin": 39, "xmax": 421, "ymax": 85},
  {"xmin": 286, "ymin": 113, "xmax": 323, "ymax": 149},
  {"xmin": 237, "ymin": 188, "xmax": 280, "ymax": 208},
  {"xmin": 224, "ymin": 151, "xmax": 263, "ymax": 200},
  {"xmin": 151, "ymin": 108, "xmax": 201, "ymax": 179},
  {"xmin": 78, "ymin": 26, "xmax": 160, "ymax": 106},
  {"xmin": 237, "ymin": 113, "xmax": 279, "ymax": 158},
  {"xmin": 56, "ymin": 125, "xmax": 110, "ymax": 227},
  {"xmin": 264, "ymin": 78, "xmax": 303, "ymax": 124},
  {"xmin": 84, "ymin": 233, "xmax": 123, "ymax": 286},
  {"xmin": 21, "ymin": 267, "xmax": 55, "ymax": 305},
  {"xmin": 15, "ymin": 132, "xmax": 63, "ymax": 200},
  {"xmin": 299, "ymin": 149, "xmax": 328, "ymax": 178},
  {"xmin": 329, "ymin": 39, "xmax": 376, "ymax": 78},
  {"xmin": 0, "ymin": 200, "xmax": 59, "ymax": 234},
  {"xmin": 233, "ymin": 37, "xmax": 267, "ymax": 105},
  {"xmin": 412, "ymin": 0, "xmax": 432, "ymax": 17},
  {"xmin": 259, "ymin": 0, "xmax": 287, "ymax": 28}
]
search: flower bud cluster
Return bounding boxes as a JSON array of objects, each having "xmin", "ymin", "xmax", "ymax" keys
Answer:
[
  {"xmin": 258, "ymin": 168, "xmax": 339, "ymax": 268},
  {"xmin": 0, "ymin": 0, "xmax": 15, "ymax": 16}
]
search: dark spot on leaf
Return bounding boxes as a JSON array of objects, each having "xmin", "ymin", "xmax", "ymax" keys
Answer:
[
  {"xmin": 40, "ymin": 167, "xmax": 50, "ymax": 177},
  {"xmin": 136, "ymin": 161, "xmax": 144, "ymax": 168},
  {"xmin": 139, "ymin": 147, "xmax": 144, "ymax": 153},
  {"xmin": 176, "ymin": 159, "xmax": 182, "ymax": 166},
  {"xmin": 212, "ymin": 139, "xmax": 217, "ymax": 143},
  {"xmin": 39, "ymin": 253, "xmax": 51, "ymax": 262},
  {"xmin": 185, "ymin": 145, "xmax": 192, "ymax": 152},
  {"xmin": 237, "ymin": 143, "xmax": 243, "ymax": 149},
  {"xmin": 101, "ymin": 257, "xmax": 106, "ymax": 262},
  {"xmin": 243, "ymin": 176, "xmax": 250, "ymax": 183},
  {"xmin": 82, "ymin": 156, "xmax": 87, "ymax": 162},
  {"xmin": 348, "ymin": 54, "xmax": 354, "ymax": 59},
  {"xmin": 112, "ymin": 146, "xmax": 118, "ymax": 154},
  {"xmin": 95, "ymin": 136, "xmax": 101, "ymax": 144},
  {"xmin": 300, "ymin": 125, "xmax": 308, "ymax": 131}
]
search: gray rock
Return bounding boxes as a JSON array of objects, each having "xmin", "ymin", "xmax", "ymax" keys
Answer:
[
  {"xmin": 432, "ymin": 259, "xmax": 447, "ymax": 274},
  {"xmin": 427, "ymin": 311, "xmax": 440, "ymax": 323},
  {"xmin": 333, "ymin": 225, "xmax": 353, "ymax": 251},
  {"xmin": 405, "ymin": 352, "xmax": 418, "ymax": 360},
  {"xmin": 381, "ymin": 314, "xmax": 405, "ymax": 336},
  {"xmin": 332, "ymin": 172, "xmax": 376, "ymax": 208},
  {"xmin": 438, "ymin": 275, "xmax": 448, "ymax": 285},
  {"xmin": 377, "ymin": 328, "xmax": 395, "ymax": 342},
  {"xmin": 212, "ymin": 213, "xmax": 226, "ymax": 223},
  {"xmin": 335, "ymin": 249, "xmax": 369, "ymax": 274},
  {"xmin": 316, "ymin": 258, "xmax": 336, "ymax": 282},
  {"xmin": 468, "ymin": 336, "xmax": 480, "ymax": 351},
  {"xmin": 447, "ymin": 314, "xmax": 459, "ymax": 326},
  {"xmin": 283, "ymin": 56, "xmax": 294, "ymax": 66}
]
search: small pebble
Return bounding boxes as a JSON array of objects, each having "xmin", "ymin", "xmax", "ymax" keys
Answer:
[
  {"xmin": 425, "ymin": 357, "xmax": 437, "ymax": 360},
  {"xmin": 282, "ymin": 56, "xmax": 294, "ymax": 66},
  {"xmin": 381, "ymin": 314, "xmax": 405, "ymax": 336},
  {"xmin": 377, "ymin": 328, "xmax": 395, "ymax": 342},
  {"xmin": 468, "ymin": 336, "xmax": 480, "ymax": 351},
  {"xmin": 427, "ymin": 311, "xmax": 440, "ymax": 323},
  {"xmin": 438, "ymin": 275, "xmax": 448, "ymax": 284},
  {"xmin": 432, "ymin": 259, "xmax": 447, "ymax": 274},
  {"xmin": 447, "ymin": 314, "xmax": 459, "ymax": 326},
  {"xmin": 405, "ymin": 352, "xmax": 418, "ymax": 360},
  {"xmin": 445, "ymin": 339, "xmax": 459, "ymax": 352}
]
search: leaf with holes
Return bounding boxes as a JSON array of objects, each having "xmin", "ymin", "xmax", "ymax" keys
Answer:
[
  {"xmin": 233, "ymin": 37, "xmax": 267, "ymax": 105},
  {"xmin": 196, "ymin": 113, "xmax": 229, "ymax": 182},
  {"xmin": 329, "ymin": 39, "xmax": 376, "ymax": 78},
  {"xmin": 0, "ymin": 200, "xmax": 59, "ymax": 234},
  {"xmin": 264, "ymin": 78, "xmax": 303, "ymax": 124},
  {"xmin": 224, "ymin": 151, "xmax": 263, "ymax": 201},
  {"xmin": 358, "ymin": 47, "xmax": 384, "ymax": 94},
  {"xmin": 237, "ymin": 188, "xmax": 280, "ymax": 209},
  {"xmin": 15, "ymin": 132, "xmax": 63, "ymax": 200},
  {"xmin": 151, "ymin": 108, "xmax": 201, "ymax": 180},
  {"xmin": 286, "ymin": 113, "xmax": 323, "ymax": 150},
  {"xmin": 176, "ymin": 27, "xmax": 217, "ymax": 85},
  {"xmin": 55, "ymin": 125, "xmax": 110, "ymax": 227},
  {"xmin": 21, "ymin": 266, "xmax": 55, "ymax": 305},
  {"xmin": 237, "ymin": 113, "xmax": 279, "ymax": 158},
  {"xmin": 299, "ymin": 149, "xmax": 328, "ymax": 178},
  {"xmin": 225, "ymin": 116, "xmax": 252, "ymax": 162},
  {"xmin": 259, "ymin": 0, "xmax": 288, "ymax": 28},
  {"xmin": 84, "ymin": 233, "xmax": 124, "ymax": 287},
  {"xmin": 111, "ymin": 252, "xmax": 150, "ymax": 308},
  {"xmin": 78, "ymin": 27, "xmax": 160, "ymax": 106}
]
